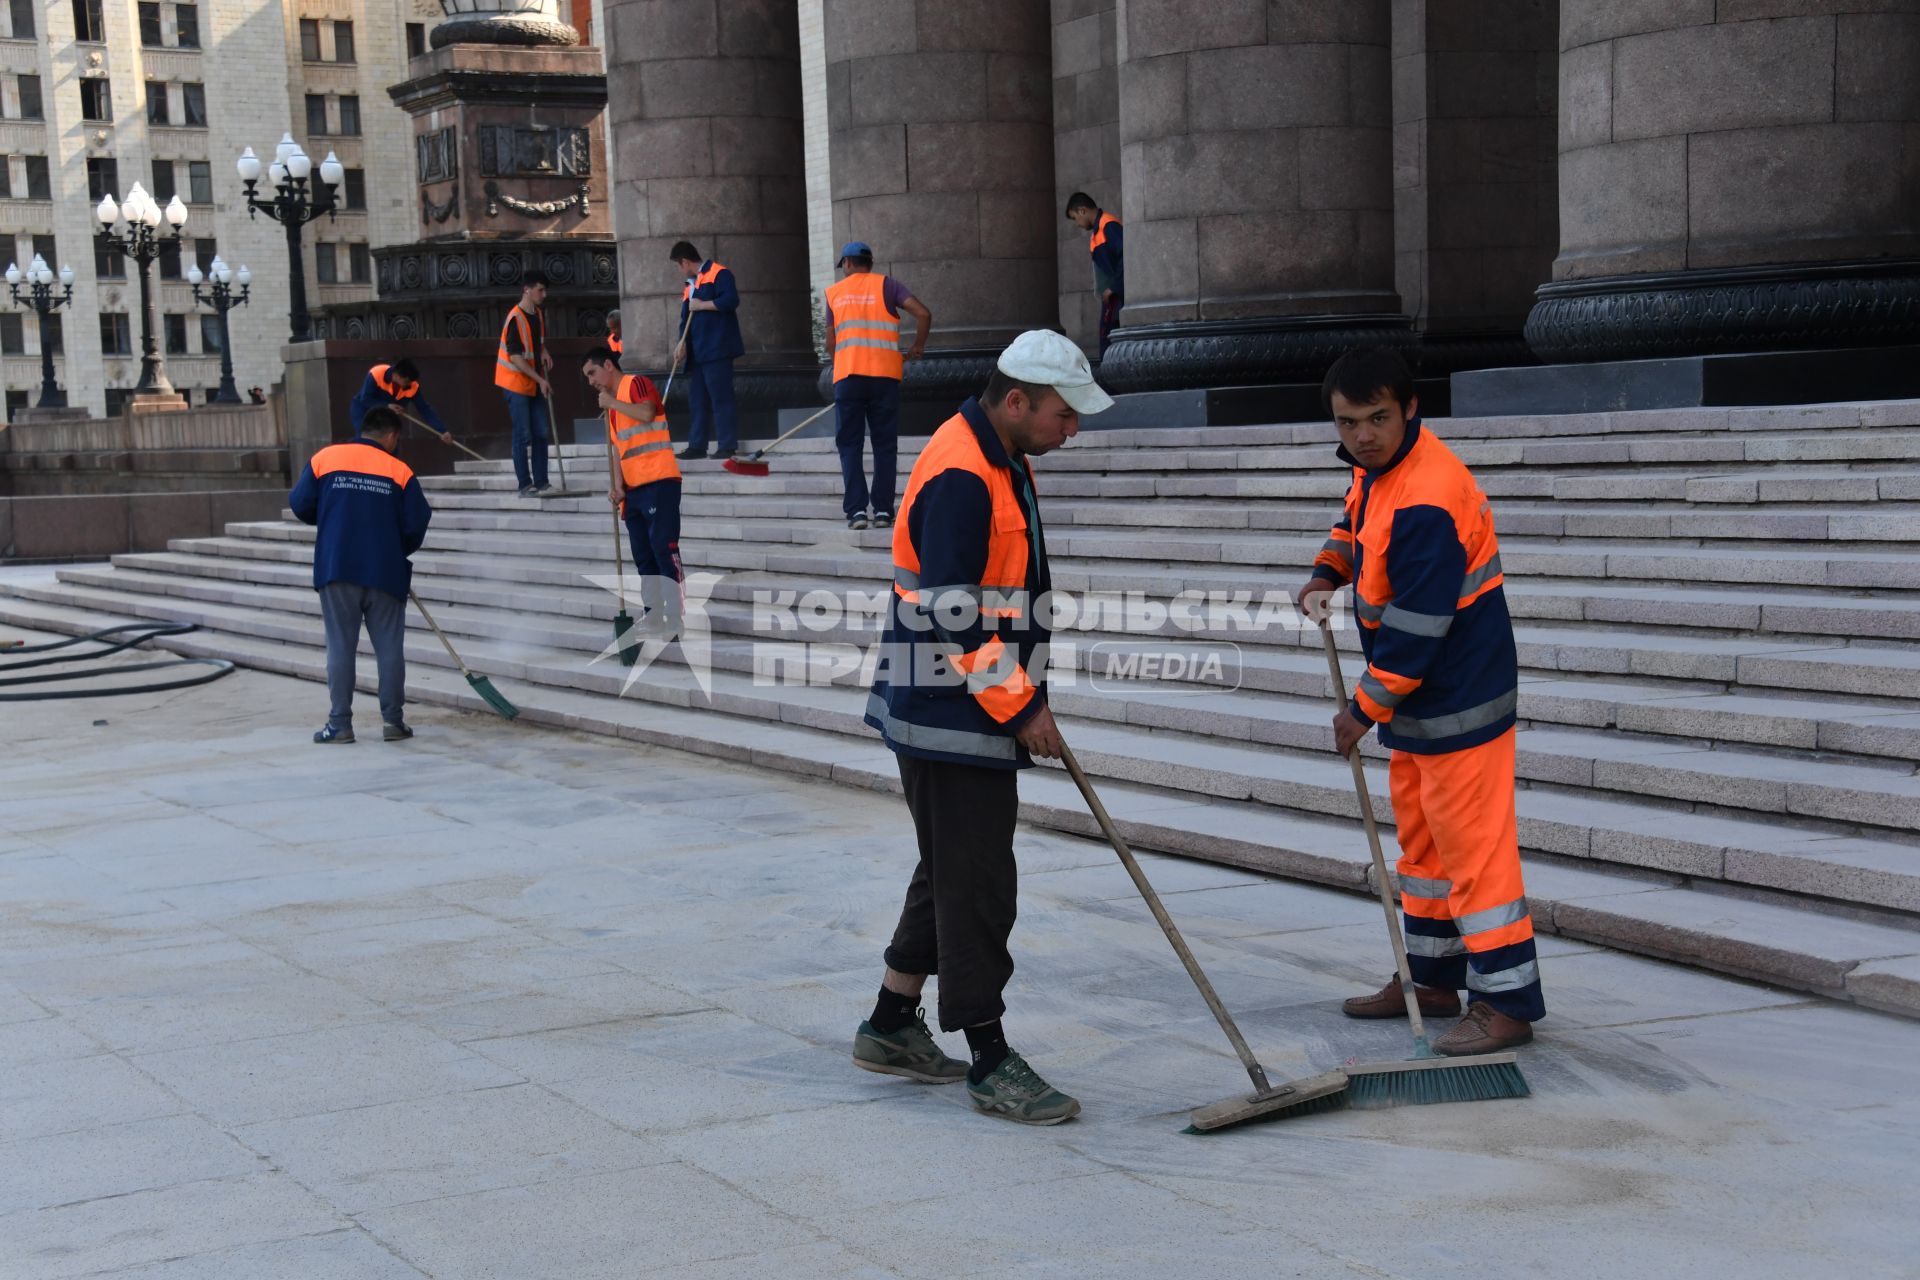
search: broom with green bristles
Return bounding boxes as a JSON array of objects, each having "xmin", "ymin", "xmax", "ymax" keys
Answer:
[
  {"xmin": 1317, "ymin": 621, "xmax": 1529, "ymax": 1109},
  {"xmin": 409, "ymin": 591, "xmax": 519, "ymax": 720}
]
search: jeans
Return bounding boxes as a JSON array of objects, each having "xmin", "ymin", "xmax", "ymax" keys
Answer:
[
  {"xmin": 882, "ymin": 753, "xmax": 1021, "ymax": 1032},
  {"xmin": 503, "ymin": 390, "xmax": 549, "ymax": 489},
  {"xmin": 834, "ymin": 374, "xmax": 900, "ymax": 518},
  {"xmin": 318, "ymin": 581, "xmax": 406, "ymax": 729},
  {"xmin": 684, "ymin": 359, "xmax": 737, "ymax": 454},
  {"xmin": 621, "ymin": 478, "xmax": 684, "ymax": 620}
]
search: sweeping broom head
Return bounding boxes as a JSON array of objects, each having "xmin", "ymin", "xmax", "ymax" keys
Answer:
[
  {"xmin": 464, "ymin": 671, "xmax": 520, "ymax": 720},
  {"xmin": 722, "ymin": 455, "xmax": 769, "ymax": 477},
  {"xmin": 1344, "ymin": 1050, "xmax": 1528, "ymax": 1109},
  {"xmin": 613, "ymin": 611, "xmax": 638, "ymax": 667},
  {"xmin": 1183, "ymin": 1069, "xmax": 1352, "ymax": 1133}
]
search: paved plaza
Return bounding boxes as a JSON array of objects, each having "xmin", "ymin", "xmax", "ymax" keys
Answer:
[{"xmin": 2, "ymin": 637, "xmax": 1916, "ymax": 1279}]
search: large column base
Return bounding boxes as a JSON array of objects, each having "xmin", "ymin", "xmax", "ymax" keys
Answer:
[{"xmin": 1096, "ymin": 315, "xmax": 1418, "ymax": 395}]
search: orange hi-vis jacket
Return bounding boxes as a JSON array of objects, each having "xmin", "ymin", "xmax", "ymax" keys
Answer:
[
  {"xmin": 371, "ymin": 364, "xmax": 418, "ymax": 404},
  {"xmin": 607, "ymin": 373, "xmax": 678, "ymax": 490},
  {"xmin": 1089, "ymin": 211, "xmax": 1120, "ymax": 255},
  {"xmin": 607, "ymin": 333, "xmax": 623, "ymax": 356},
  {"xmin": 825, "ymin": 271, "xmax": 904, "ymax": 383},
  {"xmin": 1311, "ymin": 418, "xmax": 1518, "ymax": 756},
  {"xmin": 866, "ymin": 399, "xmax": 1050, "ymax": 769},
  {"xmin": 494, "ymin": 306, "xmax": 545, "ymax": 395}
]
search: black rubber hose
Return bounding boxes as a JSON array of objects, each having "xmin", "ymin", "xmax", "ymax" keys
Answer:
[{"xmin": 0, "ymin": 622, "xmax": 237, "ymax": 700}]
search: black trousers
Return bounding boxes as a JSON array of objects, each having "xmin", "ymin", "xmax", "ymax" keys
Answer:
[{"xmin": 882, "ymin": 753, "xmax": 1020, "ymax": 1033}]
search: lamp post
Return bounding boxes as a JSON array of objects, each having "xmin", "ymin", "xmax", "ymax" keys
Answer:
[
  {"xmin": 5, "ymin": 254, "xmax": 77, "ymax": 408},
  {"xmin": 95, "ymin": 182, "xmax": 189, "ymax": 398},
  {"xmin": 237, "ymin": 134, "xmax": 342, "ymax": 344},
  {"xmin": 188, "ymin": 256, "xmax": 251, "ymax": 404}
]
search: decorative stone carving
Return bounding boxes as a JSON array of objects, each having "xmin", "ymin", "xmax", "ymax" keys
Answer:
[
  {"xmin": 1099, "ymin": 317, "xmax": 1418, "ymax": 396},
  {"xmin": 417, "ymin": 128, "xmax": 458, "ymax": 184},
  {"xmin": 482, "ymin": 180, "xmax": 590, "ymax": 220},
  {"xmin": 421, "ymin": 187, "xmax": 459, "ymax": 224},
  {"xmin": 477, "ymin": 125, "xmax": 590, "ymax": 179}
]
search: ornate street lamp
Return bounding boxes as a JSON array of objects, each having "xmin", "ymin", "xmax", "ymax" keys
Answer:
[
  {"xmin": 188, "ymin": 256, "xmax": 251, "ymax": 405},
  {"xmin": 236, "ymin": 134, "xmax": 343, "ymax": 344},
  {"xmin": 5, "ymin": 254, "xmax": 77, "ymax": 408},
  {"xmin": 96, "ymin": 182, "xmax": 189, "ymax": 398}
]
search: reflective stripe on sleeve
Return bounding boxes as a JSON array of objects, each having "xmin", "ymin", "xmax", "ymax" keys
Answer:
[
  {"xmin": 1354, "ymin": 597, "xmax": 1385, "ymax": 624},
  {"xmin": 1358, "ymin": 670, "xmax": 1407, "ymax": 711},
  {"xmin": 1459, "ymin": 552, "xmax": 1504, "ymax": 599}
]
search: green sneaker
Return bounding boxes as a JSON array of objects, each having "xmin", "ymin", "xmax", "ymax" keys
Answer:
[
  {"xmin": 965, "ymin": 1050, "xmax": 1081, "ymax": 1125},
  {"xmin": 852, "ymin": 1011, "xmax": 968, "ymax": 1084}
]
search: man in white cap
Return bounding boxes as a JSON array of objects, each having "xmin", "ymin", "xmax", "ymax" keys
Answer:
[{"xmin": 854, "ymin": 329, "xmax": 1112, "ymax": 1126}]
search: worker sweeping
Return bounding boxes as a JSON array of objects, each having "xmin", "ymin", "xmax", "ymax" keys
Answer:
[
  {"xmin": 822, "ymin": 240, "xmax": 931, "ymax": 530},
  {"xmin": 1064, "ymin": 192, "xmax": 1124, "ymax": 358},
  {"xmin": 669, "ymin": 240, "xmax": 743, "ymax": 461},
  {"xmin": 583, "ymin": 346, "xmax": 683, "ymax": 636},
  {"xmin": 289, "ymin": 407, "xmax": 432, "ymax": 745},
  {"xmin": 856, "ymin": 330, "xmax": 1112, "ymax": 1126},
  {"xmin": 1296, "ymin": 346, "xmax": 1543, "ymax": 1054},
  {"xmin": 350, "ymin": 359, "xmax": 452, "ymax": 446},
  {"xmin": 496, "ymin": 269, "xmax": 556, "ymax": 497}
]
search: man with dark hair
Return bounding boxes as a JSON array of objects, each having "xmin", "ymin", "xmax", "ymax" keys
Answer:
[
  {"xmin": 583, "ymin": 345, "xmax": 682, "ymax": 632},
  {"xmin": 1064, "ymin": 192, "xmax": 1124, "ymax": 357},
  {"xmin": 669, "ymin": 241, "xmax": 743, "ymax": 460},
  {"xmin": 1296, "ymin": 346, "xmax": 1541, "ymax": 1055},
  {"xmin": 857, "ymin": 329, "xmax": 1112, "ymax": 1127},
  {"xmin": 823, "ymin": 240, "xmax": 933, "ymax": 529},
  {"xmin": 351, "ymin": 357, "xmax": 452, "ymax": 444},
  {"xmin": 289, "ymin": 406, "xmax": 432, "ymax": 745},
  {"xmin": 496, "ymin": 271, "xmax": 556, "ymax": 497}
]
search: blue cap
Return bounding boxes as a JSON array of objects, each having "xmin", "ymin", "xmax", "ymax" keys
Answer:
[{"xmin": 836, "ymin": 241, "xmax": 873, "ymax": 266}]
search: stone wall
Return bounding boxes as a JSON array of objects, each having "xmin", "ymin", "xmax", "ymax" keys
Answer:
[{"xmin": 1052, "ymin": 0, "xmax": 1120, "ymax": 354}]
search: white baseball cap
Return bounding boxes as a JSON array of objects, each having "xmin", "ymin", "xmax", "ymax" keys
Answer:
[{"xmin": 996, "ymin": 330, "xmax": 1114, "ymax": 416}]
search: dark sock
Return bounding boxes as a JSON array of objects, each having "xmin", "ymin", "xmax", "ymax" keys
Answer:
[
  {"xmin": 869, "ymin": 986, "xmax": 918, "ymax": 1034},
  {"xmin": 964, "ymin": 1021, "xmax": 1009, "ymax": 1084}
]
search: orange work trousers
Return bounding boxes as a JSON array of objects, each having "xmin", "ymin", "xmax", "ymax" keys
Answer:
[{"xmin": 1388, "ymin": 727, "xmax": 1544, "ymax": 1021}]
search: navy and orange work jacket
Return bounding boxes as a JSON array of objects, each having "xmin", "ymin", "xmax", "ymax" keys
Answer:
[
  {"xmin": 1089, "ymin": 211, "xmax": 1124, "ymax": 301},
  {"xmin": 866, "ymin": 399, "xmax": 1051, "ymax": 770},
  {"xmin": 677, "ymin": 260, "xmax": 745, "ymax": 365},
  {"xmin": 350, "ymin": 364, "xmax": 448, "ymax": 437},
  {"xmin": 1310, "ymin": 418, "xmax": 1517, "ymax": 756},
  {"xmin": 288, "ymin": 441, "xmax": 432, "ymax": 601}
]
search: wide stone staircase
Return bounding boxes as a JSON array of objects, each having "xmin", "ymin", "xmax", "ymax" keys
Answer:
[{"xmin": 5, "ymin": 399, "xmax": 1919, "ymax": 1018}]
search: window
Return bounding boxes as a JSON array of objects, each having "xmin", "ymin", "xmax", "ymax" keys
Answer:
[
  {"xmin": 0, "ymin": 158, "xmax": 11, "ymax": 199},
  {"xmin": 199, "ymin": 313, "xmax": 222, "ymax": 353},
  {"xmin": 7, "ymin": 0, "xmax": 34, "ymax": 40},
  {"xmin": 176, "ymin": 4, "xmax": 198, "ymax": 47},
  {"xmin": 94, "ymin": 236, "xmax": 123, "ymax": 279},
  {"xmin": 193, "ymin": 237, "xmax": 215, "ymax": 273},
  {"xmin": 86, "ymin": 157, "xmax": 118, "ymax": 202},
  {"xmin": 406, "ymin": 22, "xmax": 425, "ymax": 57},
  {"xmin": 349, "ymin": 242, "xmax": 370, "ymax": 284},
  {"xmin": 338, "ymin": 95, "xmax": 360, "ymax": 136},
  {"xmin": 181, "ymin": 82, "xmax": 206, "ymax": 128},
  {"xmin": 187, "ymin": 160, "xmax": 211, "ymax": 204},
  {"xmin": 18, "ymin": 74, "xmax": 40, "ymax": 119},
  {"xmin": 0, "ymin": 233, "xmax": 14, "ymax": 268},
  {"xmin": 146, "ymin": 80, "xmax": 169, "ymax": 125},
  {"xmin": 305, "ymin": 94, "xmax": 327, "ymax": 136},
  {"xmin": 6, "ymin": 390, "xmax": 27, "ymax": 422},
  {"xmin": 158, "ymin": 238, "xmax": 181, "ymax": 279},
  {"xmin": 31, "ymin": 234, "xmax": 53, "ymax": 266},
  {"xmin": 24, "ymin": 156, "xmax": 48, "ymax": 200},
  {"xmin": 100, "ymin": 312, "xmax": 132, "ymax": 356},
  {"xmin": 314, "ymin": 241, "xmax": 337, "ymax": 284},
  {"xmin": 138, "ymin": 1, "xmax": 161, "ymax": 45},
  {"xmin": 163, "ymin": 312, "xmax": 187, "ymax": 354},
  {"xmin": 333, "ymin": 20, "xmax": 354, "ymax": 62},
  {"xmin": 299, "ymin": 19, "xmax": 321, "ymax": 62},
  {"xmin": 38, "ymin": 312, "xmax": 61, "ymax": 355},
  {"xmin": 0, "ymin": 313, "xmax": 21, "ymax": 355},
  {"xmin": 72, "ymin": 0, "xmax": 104, "ymax": 42},
  {"xmin": 343, "ymin": 167, "xmax": 365, "ymax": 210},
  {"xmin": 150, "ymin": 158, "xmax": 175, "ymax": 201},
  {"xmin": 105, "ymin": 388, "xmax": 132, "ymax": 417},
  {"xmin": 80, "ymin": 78, "xmax": 112, "ymax": 123}
]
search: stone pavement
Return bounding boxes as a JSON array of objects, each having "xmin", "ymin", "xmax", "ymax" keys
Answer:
[{"xmin": 2, "ymin": 645, "xmax": 1916, "ymax": 1279}]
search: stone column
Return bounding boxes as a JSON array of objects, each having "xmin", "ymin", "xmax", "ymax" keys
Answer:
[
  {"xmin": 1531, "ymin": 2, "xmax": 1920, "ymax": 362},
  {"xmin": 602, "ymin": 0, "xmax": 815, "ymax": 397},
  {"xmin": 824, "ymin": 0, "xmax": 1057, "ymax": 396},
  {"xmin": 1101, "ymin": 0, "xmax": 1408, "ymax": 393},
  {"xmin": 1052, "ymin": 0, "xmax": 1121, "ymax": 356}
]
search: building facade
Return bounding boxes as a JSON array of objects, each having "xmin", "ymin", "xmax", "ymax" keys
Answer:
[{"xmin": 0, "ymin": 0, "xmax": 426, "ymax": 419}]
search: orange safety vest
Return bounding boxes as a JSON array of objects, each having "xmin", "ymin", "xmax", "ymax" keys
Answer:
[
  {"xmin": 681, "ymin": 261, "xmax": 726, "ymax": 301},
  {"xmin": 608, "ymin": 373, "xmax": 678, "ymax": 489},
  {"xmin": 1089, "ymin": 211, "xmax": 1120, "ymax": 255},
  {"xmin": 494, "ymin": 306, "xmax": 545, "ymax": 395},
  {"xmin": 607, "ymin": 333, "xmax": 623, "ymax": 356},
  {"xmin": 891, "ymin": 411, "xmax": 1037, "ymax": 728},
  {"xmin": 825, "ymin": 272, "xmax": 904, "ymax": 383},
  {"xmin": 370, "ymin": 364, "xmax": 418, "ymax": 403}
]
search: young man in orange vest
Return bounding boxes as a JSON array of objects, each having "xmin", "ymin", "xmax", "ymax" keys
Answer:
[
  {"xmin": 669, "ymin": 241, "xmax": 743, "ymax": 460},
  {"xmin": 1065, "ymin": 192, "xmax": 1124, "ymax": 357},
  {"xmin": 823, "ymin": 241, "xmax": 932, "ymax": 530},
  {"xmin": 350, "ymin": 359, "xmax": 452, "ymax": 444},
  {"xmin": 495, "ymin": 270, "xmax": 555, "ymax": 497},
  {"xmin": 583, "ymin": 346, "xmax": 682, "ymax": 631},
  {"xmin": 856, "ymin": 330, "xmax": 1113, "ymax": 1126},
  {"xmin": 1296, "ymin": 347, "xmax": 1542, "ymax": 1055}
]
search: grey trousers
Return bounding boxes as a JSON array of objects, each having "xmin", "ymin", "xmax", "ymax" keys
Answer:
[{"xmin": 318, "ymin": 582, "xmax": 407, "ymax": 729}]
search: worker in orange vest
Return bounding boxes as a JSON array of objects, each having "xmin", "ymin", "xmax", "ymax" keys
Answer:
[
  {"xmin": 494, "ymin": 270, "xmax": 556, "ymax": 497},
  {"xmin": 350, "ymin": 359, "xmax": 452, "ymax": 444},
  {"xmin": 669, "ymin": 240, "xmax": 743, "ymax": 460},
  {"xmin": 1297, "ymin": 347, "xmax": 1542, "ymax": 1055},
  {"xmin": 605, "ymin": 308, "xmax": 623, "ymax": 358},
  {"xmin": 823, "ymin": 241, "xmax": 932, "ymax": 530},
  {"xmin": 1065, "ymin": 192, "xmax": 1124, "ymax": 357},
  {"xmin": 584, "ymin": 346, "xmax": 682, "ymax": 631}
]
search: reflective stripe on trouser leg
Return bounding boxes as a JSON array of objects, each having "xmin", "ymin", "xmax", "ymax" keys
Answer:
[
  {"xmin": 1403, "ymin": 728, "xmax": 1544, "ymax": 1021},
  {"xmin": 1388, "ymin": 749, "xmax": 1467, "ymax": 993}
]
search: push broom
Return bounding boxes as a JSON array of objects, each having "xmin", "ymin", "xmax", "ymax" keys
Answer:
[
  {"xmin": 1316, "ymin": 621, "xmax": 1528, "ymax": 1108},
  {"xmin": 409, "ymin": 590, "xmax": 519, "ymax": 720},
  {"xmin": 604, "ymin": 418, "xmax": 637, "ymax": 666},
  {"xmin": 394, "ymin": 408, "xmax": 492, "ymax": 464},
  {"xmin": 1060, "ymin": 744, "xmax": 1353, "ymax": 1132},
  {"xmin": 721, "ymin": 404, "xmax": 836, "ymax": 477}
]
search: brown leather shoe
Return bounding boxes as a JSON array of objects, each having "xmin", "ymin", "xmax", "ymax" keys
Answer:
[
  {"xmin": 1342, "ymin": 976, "xmax": 1462, "ymax": 1020},
  {"xmin": 1432, "ymin": 1001, "xmax": 1534, "ymax": 1055}
]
